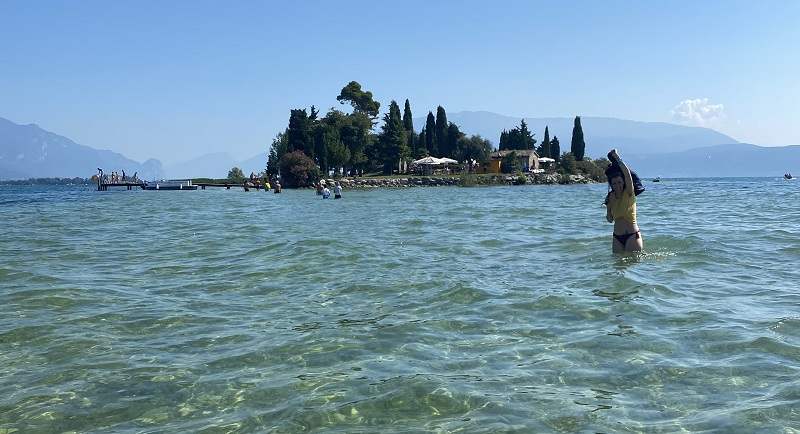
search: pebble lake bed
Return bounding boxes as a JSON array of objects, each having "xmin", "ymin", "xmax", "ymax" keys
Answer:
[{"xmin": 2, "ymin": 178, "xmax": 799, "ymax": 432}]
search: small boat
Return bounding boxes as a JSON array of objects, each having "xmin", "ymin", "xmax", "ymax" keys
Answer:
[
  {"xmin": 144, "ymin": 179, "xmax": 197, "ymax": 190},
  {"xmin": 784, "ymin": 173, "xmax": 794, "ymax": 180},
  {"xmin": 652, "ymin": 177, "xmax": 661, "ymax": 182}
]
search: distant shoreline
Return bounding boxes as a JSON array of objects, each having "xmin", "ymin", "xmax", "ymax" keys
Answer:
[{"xmin": 0, "ymin": 173, "xmax": 599, "ymax": 187}]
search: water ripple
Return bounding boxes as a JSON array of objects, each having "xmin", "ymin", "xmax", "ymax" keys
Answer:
[{"xmin": 2, "ymin": 180, "xmax": 799, "ymax": 432}]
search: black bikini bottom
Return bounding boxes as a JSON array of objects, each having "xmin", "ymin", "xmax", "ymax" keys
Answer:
[{"xmin": 613, "ymin": 231, "xmax": 640, "ymax": 246}]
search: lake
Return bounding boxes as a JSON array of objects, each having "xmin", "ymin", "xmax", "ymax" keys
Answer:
[{"xmin": 2, "ymin": 178, "xmax": 799, "ymax": 432}]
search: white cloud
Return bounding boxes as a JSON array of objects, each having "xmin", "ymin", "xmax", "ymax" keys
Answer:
[{"xmin": 671, "ymin": 98, "xmax": 725, "ymax": 126}]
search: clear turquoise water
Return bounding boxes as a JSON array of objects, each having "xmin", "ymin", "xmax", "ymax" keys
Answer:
[{"xmin": 2, "ymin": 179, "xmax": 799, "ymax": 433}]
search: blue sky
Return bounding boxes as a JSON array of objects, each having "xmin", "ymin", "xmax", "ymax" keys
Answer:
[{"xmin": 1, "ymin": 0, "xmax": 798, "ymax": 163}]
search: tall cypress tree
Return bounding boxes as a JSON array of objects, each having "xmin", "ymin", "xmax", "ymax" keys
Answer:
[
  {"xmin": 417, "ymin": 127, "xmax": 428, "ymax": 157},
  {"xmin": 287, "ymin": 109, "xmax": 311, "ymax": 155},
  {"xmin": 402, "ymin": 99, "xmax": 414, "ymax": 155},
  {"xmin": 499, "ymin": 130, "xmax": 508, "ymax": 150},
  {"xmin": 425, "ymin": 112, "xmax": 436, "ymax": 156},
  {"xmin": 539, "ymin": 126, "xmax": 551, "ymax": 157},
  {"xmin": 434, "ymin": 106, "xmax": 448, "ymax": 156},
  {"xmin": 402, "ymin": 99, "xmax": 414, "ymax": 132},
  {"xmin": 378, "ymin": 100, "xmax": 408, "ymax": 174},
  {"xmin": 551, "ymin": 136, "xmax": 561, "ymax": 162},
  {"xmin": 571, "ymin": 116, "xmax": 586, "ymax": 161}
]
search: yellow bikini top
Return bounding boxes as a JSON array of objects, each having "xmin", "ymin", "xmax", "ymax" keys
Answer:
[{"xmin": 608, "ymin": 192, "xmax": 637, "ymax": 224}]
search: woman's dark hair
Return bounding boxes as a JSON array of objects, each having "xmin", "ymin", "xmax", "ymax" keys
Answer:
[
  {"xmin": 605, "ymin": 161, "xmax": 646, "ymax": 196},
  {"xmin": 605, "ymin": 164, "xmax": 625, "ymax": 189}
]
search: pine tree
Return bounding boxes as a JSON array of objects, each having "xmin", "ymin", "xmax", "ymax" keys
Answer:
[
  {"xmin": 499, "ymin": 130, "xmax": 509, "ymax": 150},
  {"xmin": 425, "ymin": 112, "xmax": 436, "ymax": 156},
  {"xmin": 519, "ymin": 119, "xmax": 535, "ymax": 150},
  {"xmin": 336, "ymin": 81, "xmax": 380, "ymax": 118},
  {"xmin": 434, "ymin": 106, "xmax": 448, "ymax": 156},
  {"xmin": 571, "ymin": 116, "xmax": 585, "ymax": 161},
  {"xmin": 551, "ymin": 136, "xmax": 561, "ymax": 163}
]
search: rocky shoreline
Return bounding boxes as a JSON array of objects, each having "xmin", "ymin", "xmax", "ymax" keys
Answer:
[{"xmin": 322, "ymin": 173, "xmax": 598, "ymax": 189}]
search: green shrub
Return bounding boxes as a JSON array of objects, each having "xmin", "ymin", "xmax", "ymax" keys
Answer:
[
  {"xmin": 278, "ymin": 151, "xmax": 321, "ymax": 188},
  {"xmin": 227, "ymin": 167, "xmax": 245, "ymax": 182},
  {"xmin": 459, "ymin": 173, "xmax": 478, "ymax": 187},
  {"xmin": 559, "ymin": 152, "xmax": 576, "ymax": 174},
  {"xmin": 575, "ymin": 157, "xmax": 610, "ymax": 181},
  {"xmin": 501, "ymin": 152, "xmax": 520, "ymax": 173}
]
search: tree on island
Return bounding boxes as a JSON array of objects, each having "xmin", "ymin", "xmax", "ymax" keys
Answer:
[
  {"xmin": 444, "ymin": 122, "xmax": 463, "ymax": 159},
  {"xmin": 425, "ymin": 112, "xmax": 436, "ymax": 156},
  {"xmin": 500, "ymin": 151, "xmax": 521, "ymax": 173},
  {"xmin": 287, "ymin": 109, "xmax": 312, "ymax": 154},
  {"xmin": 341, "ymin": 111, "xmax": 373, "ymax": 175},
  {"xmin": 416, "ymin": 128, "xmax": 428, "ymax": 158},
  {"xmin": 376, "ymin": 100, "xmax": 409, "ymax": 174},
  {"xmin": 267, "ymin": 81, "xmax": 483, "ymax": 179},
  {"xmin": 455, "ymin": 134, "xmax": 492, "ymax": 172},
  {"xmin": 227, "ymin": 167, "xmax": 245, "ymax": 182},
  {"xmin": 266, "ymin": 133, "xmax": 288, "ymax": 178},
  {"xmin": 551, "ymin": 136, "xmax": 561, "ymax": 163},
  {"xmin": 311, "ymin": 122, "xmax": 333, "ymax": 175},
  {"xmin": 336, "ymin": 81, "xmax": 381, "ymax": 119},
  {"xmin": 434, "ymin": 106, "xmax": 448, "ymax": 156},
  {"xmin": 499, "ymin": 119, "xmax": 536, "ymax": 151},
  {"xmin": 571, "ymin": 116, "xmax": 586, "ymax": 161},
  {"xmin": 537, "ymin": 126, "xmax": 551, "ymax": 158},
  {"xmin": 403, "ymin": 99, "xmax": 418, "ymax": 157},
  {"xmin": 316, "ymin": 110, "xmax": 351, "ymax": 176},
  {"xmin": 560, "ymin": 152, "xmax": 576, "ymax": 174},
  {"xmin": 519, "ymin": 119, "xmax": 535, "ymax": 150},
  {"xmin": 279, "ymin": 150, "xmax": 320, "ymax": 188}
]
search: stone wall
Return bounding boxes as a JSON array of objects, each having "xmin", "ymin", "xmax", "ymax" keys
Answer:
[{"xmin": 318, "ymin": 173, "xmax": 596, "ymax": 189}]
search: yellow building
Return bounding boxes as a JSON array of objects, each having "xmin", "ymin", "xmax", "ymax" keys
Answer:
[{"xmin": 478, "ymin": 150, "xmax": 540, "ymax": 174}]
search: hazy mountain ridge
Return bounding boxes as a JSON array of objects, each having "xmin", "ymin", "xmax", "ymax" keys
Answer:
[
  {"xmin": 164, "ymin": 152, "xmax": 266, "ymax": 179},
  {"xmin": 415, "ymin": 111, "xmax": 739, "ymax": 157},
  {"xmin": 2, "ymin": 113, "xmax": 796, "ymax": 179},
  {"xmin": 0, "ymin": 117, "xmax": 164, "ymax": 180},
  {"xmin": 626, "ymin": 143, "xmax": 800, "ymax": 178}
]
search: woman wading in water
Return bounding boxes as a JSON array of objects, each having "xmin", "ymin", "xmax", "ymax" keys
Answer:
[{"xmin": 606, "ymin": 149, "xmax": 643, "ymax": 253}]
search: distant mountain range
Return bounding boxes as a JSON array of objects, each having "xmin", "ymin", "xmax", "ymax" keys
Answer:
[
  {"xmin": 1, "ymin": 113, "xmax": 797, "ymax": 179},
  {"xmin": 0, "ymin": 117, "xmax": 164, "ymax": 180},
  {"xmin": 0, "ymin": 116, "xmax": 264, "ymax": 180},
  {"xmin": 415, "ymin": 111, "xmax": 739, "ymax": 157},
  {"xmin": 163, "ymin": 152, "xmax": 265, "ymax": 179},
  {"xmin": 625, "ymin": 143, "xmax": 800, "ymax": 177}
]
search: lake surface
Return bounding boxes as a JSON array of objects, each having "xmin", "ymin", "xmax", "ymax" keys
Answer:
[{"xmin": 2, "ymin": 179, "xmax": 799, "ymax": 433}]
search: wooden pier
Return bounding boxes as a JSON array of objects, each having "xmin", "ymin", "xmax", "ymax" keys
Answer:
[
  {"xmin": 97, "ymin": 181, "xmax": 146, "ymax": 191},
  {"xmin": 193, "ymin": 182, "xmax": 269, "ymax": 191},
  {"xmin": 96, "ymin": 179, "xmax": 269, "ymax": 192}
]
